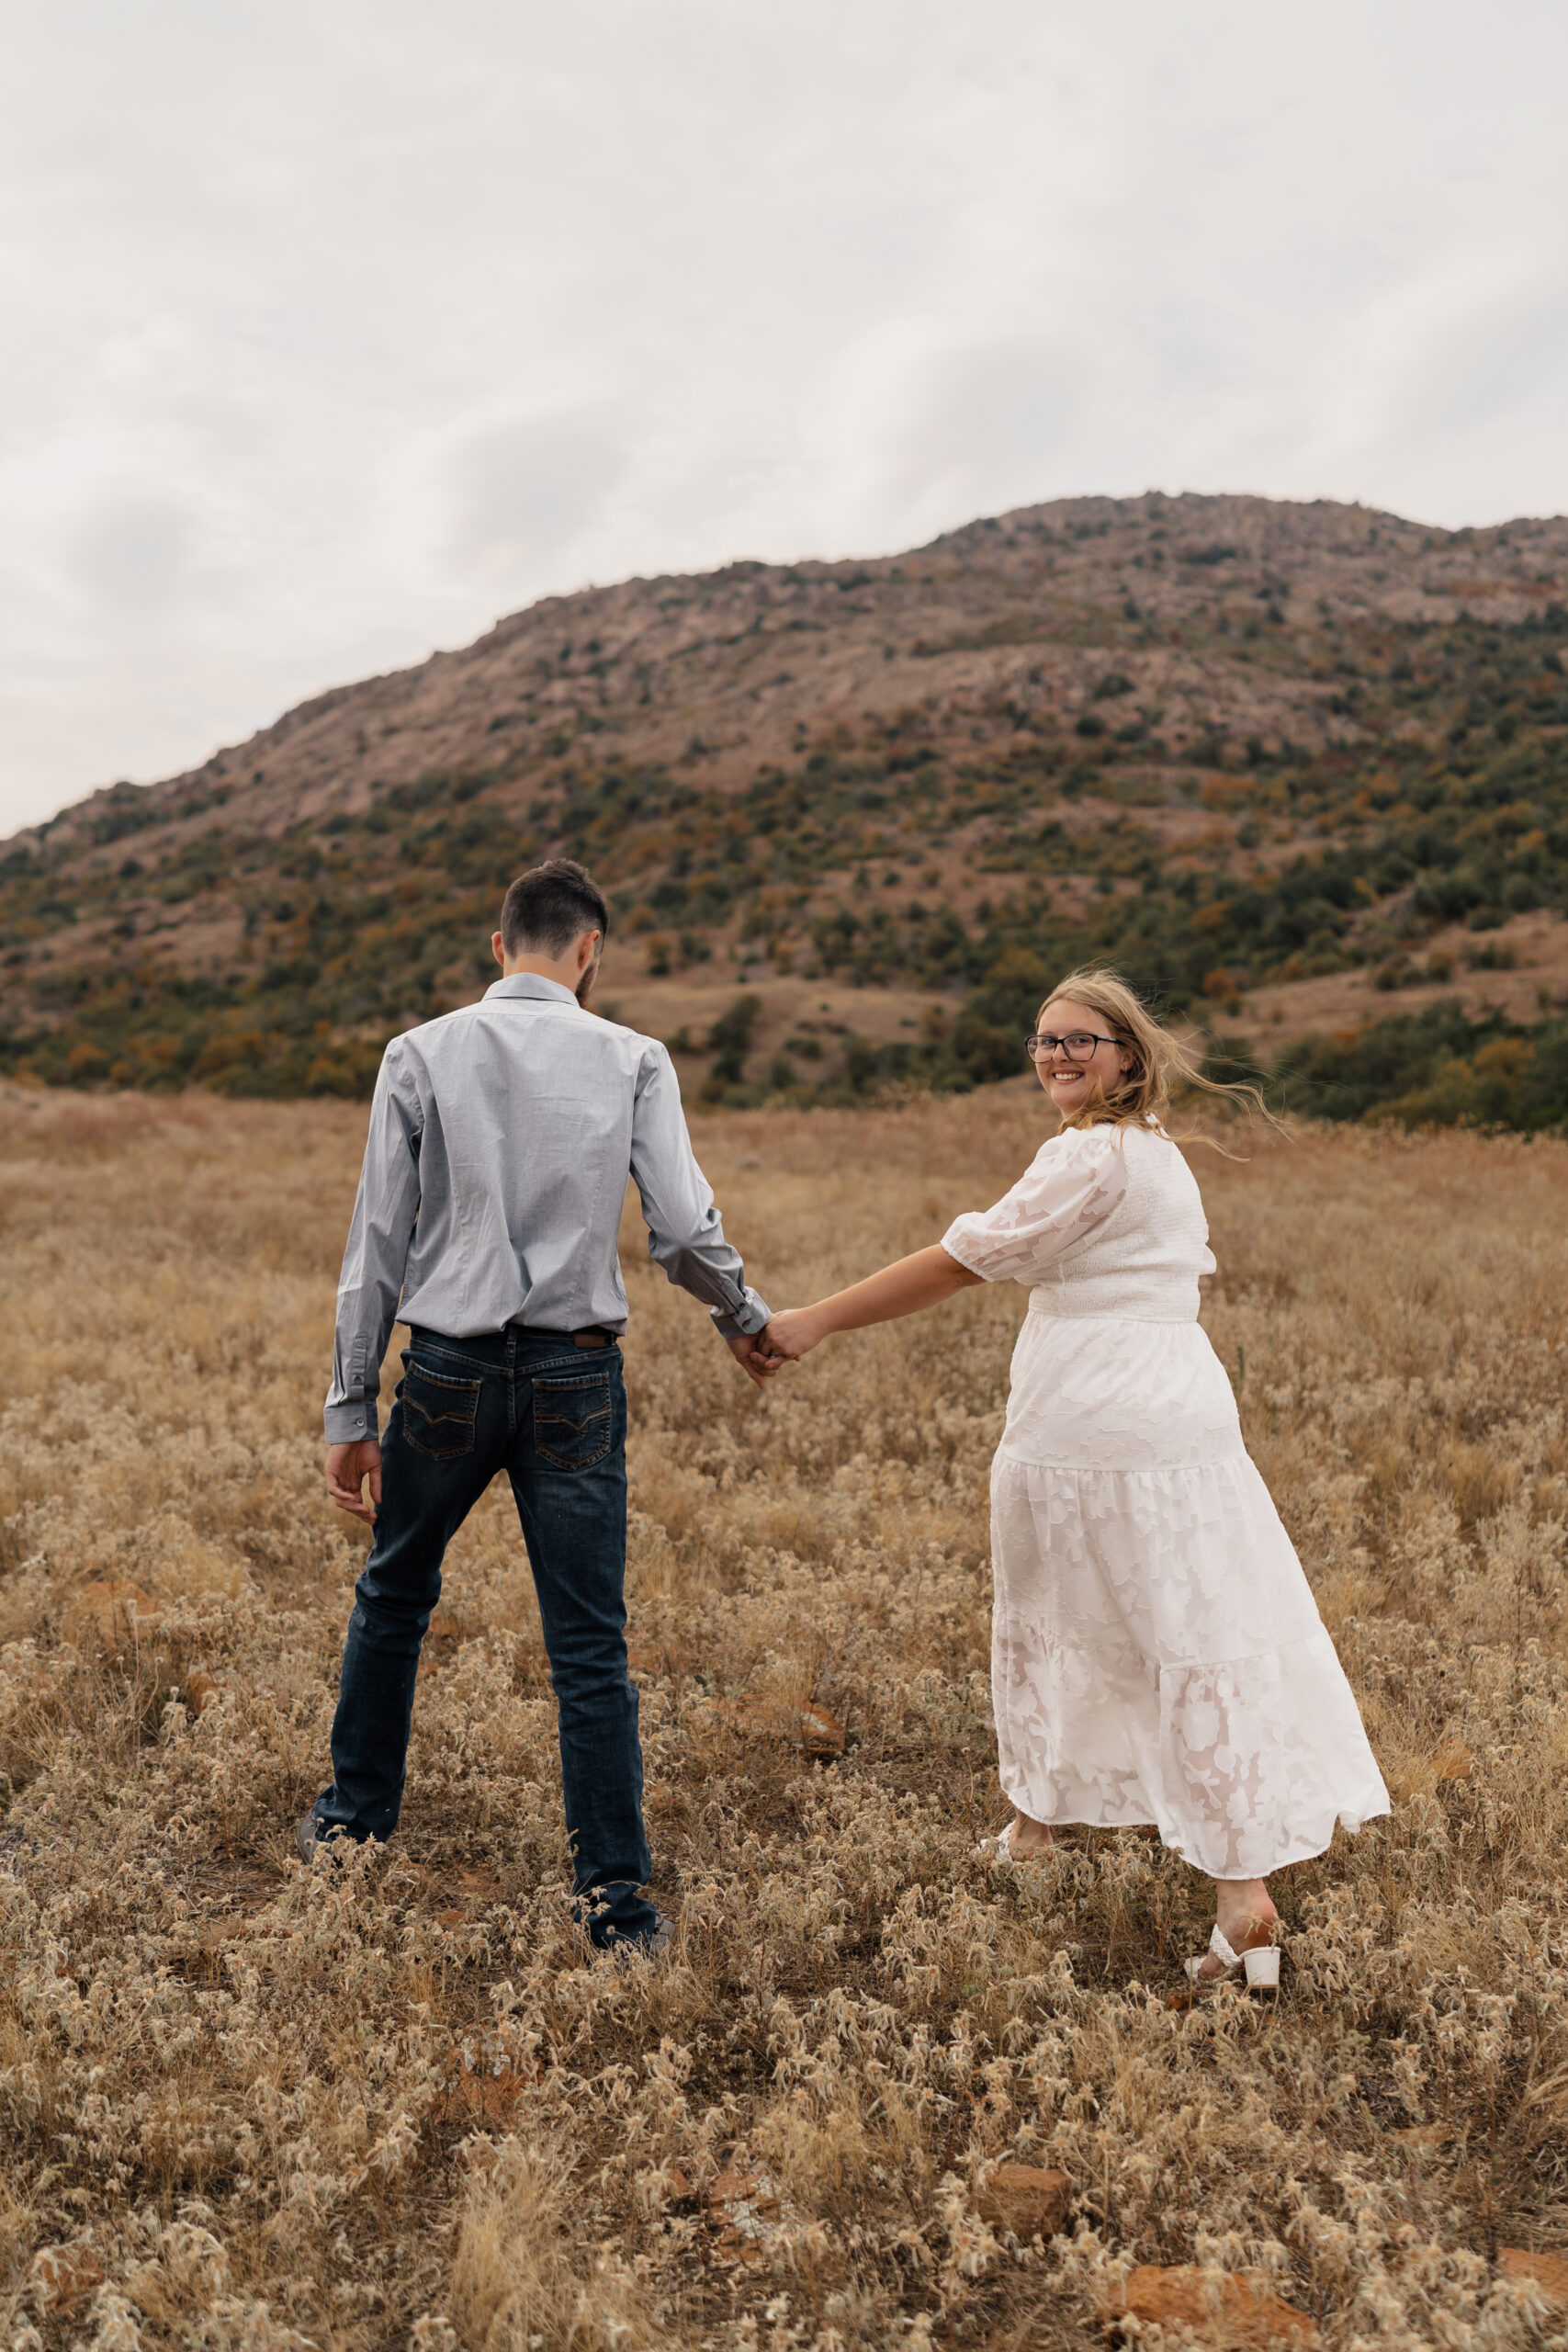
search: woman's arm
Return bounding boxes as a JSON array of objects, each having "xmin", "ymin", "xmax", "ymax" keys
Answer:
[{"xmin": 765, "ymin": 1244, "xmax": 982, "ymax": 1360}]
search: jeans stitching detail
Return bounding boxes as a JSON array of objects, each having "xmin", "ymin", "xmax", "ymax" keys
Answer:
[
  {"xmin": 534, "ymin": 1369, "xmax": 614, "ymax": 1471},
  {"xmin": 400, "ymin": 1364, "xmax": 481, "ymax": 1460}
]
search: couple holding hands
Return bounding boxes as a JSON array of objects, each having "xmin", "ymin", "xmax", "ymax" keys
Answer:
[{"xmin": 309, "ymin": 860, "xmax": 1387, "ymax": 1980}]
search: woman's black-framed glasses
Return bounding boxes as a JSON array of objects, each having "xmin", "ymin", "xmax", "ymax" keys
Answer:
[{"xmin": 1025, "ymin": 1031, "xmax": 1124, "ymax": 1062}]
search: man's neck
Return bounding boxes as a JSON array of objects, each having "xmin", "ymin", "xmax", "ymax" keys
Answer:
[
  {"xmin": 499, "ymin": 954, "xmax": 597, "ymax": 1006},
  {"xmin": 491, "ymin": 923, "xmax": 602, "ymax": 1000},
  {"xmin": 502, "ymin": 957, "xmax": 579, "ymax": 985}
]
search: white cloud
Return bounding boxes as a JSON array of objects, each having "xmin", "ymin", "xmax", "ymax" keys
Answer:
[
  {"xmin": 877, "ymin": 338, "xmax": 1089, "ymax": 531},
  {"xmin": 446, "ymin": 411, "xmax": 627, "ymax": 580},
  {"xmin": 71, "ymin": 495, "xmax": 193, "ymax": 612},
  {"xmin": 2, "ymin": 0, "xmax": 1566, "ymax": 831}
]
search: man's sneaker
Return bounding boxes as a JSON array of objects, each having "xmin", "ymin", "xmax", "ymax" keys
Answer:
[
  {"xmin": 604, "ymin": 1913, "xmax": 676, "ymax": 1969},
  {"xmin": 296, "ymin": 1814, "xmax": 356, "ymax": 1868}
]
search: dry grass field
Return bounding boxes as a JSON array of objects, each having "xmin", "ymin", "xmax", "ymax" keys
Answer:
[{"xmin": 2, "ymin": 1084, "xmax": 1567, "ymax": 2351}]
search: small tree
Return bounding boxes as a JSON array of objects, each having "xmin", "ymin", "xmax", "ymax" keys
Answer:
[{"xmin": 705, "ymin": 994, "xmax": 763, "ymax": 1086}]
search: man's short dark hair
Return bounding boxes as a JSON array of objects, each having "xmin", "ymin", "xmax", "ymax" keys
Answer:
[{"xmin": 499, "ymin": 860, "xmax": 611, "ymax": 959}]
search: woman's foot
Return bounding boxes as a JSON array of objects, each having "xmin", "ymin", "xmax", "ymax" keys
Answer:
[
  {"xmin": 1196, "ymin": 1877, "xmax": 1279, "ymax": 1979},
  {"xmin": 975, "ymin": 1812, "xmax": 1054, "ymax": 1863}
]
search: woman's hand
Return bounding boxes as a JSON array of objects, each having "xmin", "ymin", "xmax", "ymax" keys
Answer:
[{"xmin": 762, "ymin": 1306, "xmax": 826, "ymax": 1361}]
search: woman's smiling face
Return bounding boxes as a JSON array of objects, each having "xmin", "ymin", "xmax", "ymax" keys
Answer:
[{"xmin": 1034, "ymin": 996, "xmax": 1134, "ymax": 1114}]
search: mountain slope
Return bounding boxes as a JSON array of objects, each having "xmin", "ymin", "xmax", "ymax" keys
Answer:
[{"xmin": 3, "ymin": 490, "xmax": 1567, "ymax": 1105}]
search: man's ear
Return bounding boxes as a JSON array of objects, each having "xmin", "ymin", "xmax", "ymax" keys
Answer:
[{"xmin": 492, "ymin": 931, "xmax": 506, "ymax": 969}]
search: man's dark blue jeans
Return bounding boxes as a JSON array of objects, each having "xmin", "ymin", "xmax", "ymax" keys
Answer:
[{"xmin": 314, "ymin": 1325, "xmax": 659, "ymax": 1951}]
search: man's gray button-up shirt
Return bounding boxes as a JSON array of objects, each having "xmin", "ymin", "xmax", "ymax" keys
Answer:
[{"xmin": 323, "ymin": 974, "xmax": 770, "ymax": 1442}]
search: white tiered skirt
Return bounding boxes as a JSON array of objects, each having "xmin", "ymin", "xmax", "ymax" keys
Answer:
[{"xmin": 990, "ymin": 1302, "xmax": 1390, "ymax": 1879}]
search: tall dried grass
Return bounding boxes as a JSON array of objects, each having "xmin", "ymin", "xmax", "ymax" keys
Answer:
[{"xmin": 1, "ymin": 1083, "xmax": 1566, "ymax": 2350}]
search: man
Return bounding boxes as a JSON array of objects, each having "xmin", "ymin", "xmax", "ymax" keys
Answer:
[{"xmin": 306, "ymin": 857, "xmax": 777, "ymax": 1958}]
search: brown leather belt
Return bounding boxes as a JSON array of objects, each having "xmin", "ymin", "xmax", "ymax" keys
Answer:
[{"xmin": 511, "ymin": 1321, "xmax": 613, "ymax": 1349}]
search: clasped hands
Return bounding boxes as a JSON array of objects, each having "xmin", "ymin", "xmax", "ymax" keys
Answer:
[{"xmin": 724, "ymin": 1306, "xmax": 818, "ymax": 1391}]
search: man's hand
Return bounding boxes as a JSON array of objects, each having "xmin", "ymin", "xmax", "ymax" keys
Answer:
[
  {"xmin": 325, "ymin": 1439, "xmax": 383, "ymax": 1524},
  {"xmin": 724, "ymin": 1329, "xmax": 788, "ymax": 1390}
]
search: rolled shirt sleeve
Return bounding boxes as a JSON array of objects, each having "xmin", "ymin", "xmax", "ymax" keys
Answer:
[
  {"xmin": 630, "ymin": 1042, "xmax": 771, "ymax": 1337},
  {"xmin": 323, "ymin": 1045, "xmax": 423, "ymax": 1442},
  {"xmin": 942, "ymin": 1124, "xmax": 1130, "ymax": 1284}
]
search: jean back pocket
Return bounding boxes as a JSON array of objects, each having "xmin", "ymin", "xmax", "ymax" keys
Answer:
[
  {"xmin": 400, "ymin": 1361, "xmax": 480, "ymax": 1460},
  {"xmin": 533, "ymin": 1367, "xmax": 613, "ymax": 1470}
]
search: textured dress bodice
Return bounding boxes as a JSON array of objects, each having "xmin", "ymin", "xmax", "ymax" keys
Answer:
[{"xmin": 942, "ymin": 1119, "xmax": 1215, "ymax": 1322}]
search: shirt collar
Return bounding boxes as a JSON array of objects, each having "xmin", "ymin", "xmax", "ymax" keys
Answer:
[{"xmin": 484, "ymin": 974, "xmax": 581, "ymax": 1007}]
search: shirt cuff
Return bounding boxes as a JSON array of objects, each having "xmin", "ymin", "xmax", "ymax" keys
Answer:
[
  {"xmin": 710, "ymin": 1286, "xmax": 772, "ymax": 1340},
  {"xmin": 938, "ymin": 1222, "xmax": 992, "ymax": 1281},
  {"xmin": 324, "ymin": 1400, "xmax": 378, "ymax": 1444}
]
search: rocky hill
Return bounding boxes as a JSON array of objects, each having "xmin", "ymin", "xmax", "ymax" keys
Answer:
[{"xmin": 3, "ymin": 490, "xmax": 1567, "ymax": 1118}]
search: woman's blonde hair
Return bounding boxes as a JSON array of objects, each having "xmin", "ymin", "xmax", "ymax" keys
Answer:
[{"xmin": 1038, "ymin": 967, "xmax": 1273, "ymax": 1138}]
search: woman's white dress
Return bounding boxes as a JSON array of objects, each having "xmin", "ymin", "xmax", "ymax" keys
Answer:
[{"xmin": 942, "ymin": 1120, "xmax": 1389, "ymax": 1880}]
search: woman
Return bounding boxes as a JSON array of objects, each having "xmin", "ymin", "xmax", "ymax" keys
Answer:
[{"xmin": 765, "ymin": 970, "xmax": 1389, "ymax": 1985}]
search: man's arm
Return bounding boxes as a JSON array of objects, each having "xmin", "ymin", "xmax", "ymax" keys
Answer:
[
  {"xmin": 629, "ymin": 1042, "xmax": 773, "ymax": 1372},
  {"xmin": 324, "ymin": 1046, "xmax": 423, "ymax": 1476}
]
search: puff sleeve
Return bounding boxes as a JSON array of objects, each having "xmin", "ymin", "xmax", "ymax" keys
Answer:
[{"xmin": 941, "ymin": 1125, "xmax": 1129, "ymax": 1284}]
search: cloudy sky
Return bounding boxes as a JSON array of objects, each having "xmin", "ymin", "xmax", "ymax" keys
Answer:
[{"xmin": 3, "ymin": 0, "xmax": 1567, "ymax": 834}]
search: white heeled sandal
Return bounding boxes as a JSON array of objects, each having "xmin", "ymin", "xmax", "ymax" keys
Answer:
[
  {"xmin": 973, "ymin": 1820, "xmax": 1051, "ymax": 1865},
  {"xmin": 1185, "ymin": 1925, "xmax": 1280, "ymax": 1990}
]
